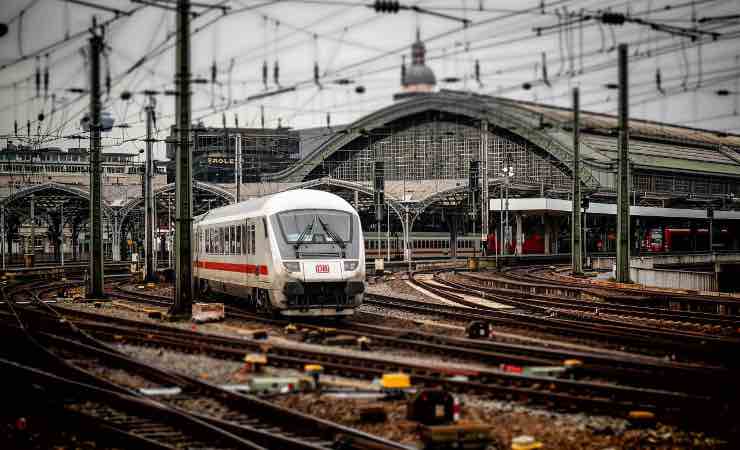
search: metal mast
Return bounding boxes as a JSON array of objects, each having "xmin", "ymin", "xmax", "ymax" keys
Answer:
[
  {"xmin": 144, "ymin": 95, "xmax": 156, "ymax": 282},
  {"xmin": 616, "ymin": 44, "xmax": 631, "ymax": 283},
  {"xmin": 571, "ymin": 87, "xmax": 582, "ymax": 275},
  {"xmin": 170, "ymin": 0, "xmax": 194, "ymax": 318},
  {"xmin": 88, "ymin": 26, "xmax": 105, "ymax": 298},
  {"xmin": 235, "ymin": 135, "xmax": 242, "ymax": 203},
  {"xmin": 480, "ymin": 119, "xmax": 489, "ymax": 254}
]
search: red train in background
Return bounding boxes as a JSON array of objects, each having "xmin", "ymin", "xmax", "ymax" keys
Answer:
[
  {"xmin": 641, "ymin": 227, "xmax": 733, "ymax": 252},
  {"xmin": 486, "ymin": 233, "xmax": 545, "ymax": 254}
]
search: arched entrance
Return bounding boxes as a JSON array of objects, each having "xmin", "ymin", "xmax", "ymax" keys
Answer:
[{"xmin": 0, "ymin": 182, "xmax": 113, "ymax": 265}]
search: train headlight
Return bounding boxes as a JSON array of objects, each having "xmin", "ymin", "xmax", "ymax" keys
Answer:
[
  {"xmin": 283, "ymin": 261, "xmax": 301, "ymax": 272},
  {"xmin": 343, "ymin": 260, "xmax": 359, "ymax": 271}
]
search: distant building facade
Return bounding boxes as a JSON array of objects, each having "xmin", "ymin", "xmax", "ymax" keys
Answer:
[{"xmin": 165, "ymin": 126, "xmax": 300, "ymax": 183}]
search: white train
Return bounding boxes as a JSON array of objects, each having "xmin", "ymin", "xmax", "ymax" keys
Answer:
[{"xmin": 194, "ymin": 189, "xmax": 366, "ymax": 316}]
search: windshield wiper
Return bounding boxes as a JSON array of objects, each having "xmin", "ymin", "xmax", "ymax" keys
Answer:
[
  {"xmin": 293, "ymin": 217, "xmax": 316, "ymax": 258},
  {"xmin": 317, "ymin": 217, "xmax": 346, "ymax": 258}
]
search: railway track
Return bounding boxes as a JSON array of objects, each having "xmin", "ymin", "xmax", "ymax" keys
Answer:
[
  {"xmin": 454, "ymin": 270, "xmax": 740, "ymax": 329},
  {"xmin": 8, "ymin": 272, "xmax": 737, "ymax": 432},
  {"xmin": 406, "ymin": 271, "xmax": 740, "ymax": 365},
  {"xmin": 0, "ymin": 357, "xmax": 261, "ymax": 450},
  {"xmin": 1, "ymin": 281, "xmax": 408, "ymax": 450},
  {"xmin": 27, "ymin": 290, "xmax": 735, "ymax": 430},
  {"xmin": 108, "ymin": 285, "xmax": 732, "ymax": 397},
  {"xmin": 501, "ymin": 264, "xmax": 740, "ymax": 314}
]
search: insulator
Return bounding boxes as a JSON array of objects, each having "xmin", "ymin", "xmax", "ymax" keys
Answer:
[
  {"xmin": 401, "ymin": 55, "xmax": 406, "ymax": 84},
  {"xmin": 656, "ymin": 69, "xmax": 665, "ymax": 95},
  {"xmin": 14, "ymin": 120, "xmax": 18, "ymax": 136},
  {"xmin": 234, "ymin": 114, "xmax": 239, "ymax": 127},
  {"xmin": 35, "ymin": 57, "xmax": 41, "ymax": 98},
  {"xmin": 313, "ymin": 62, "xmax": 320, "ymax": 86},
  {"xmin": 355, "ymin": 85, "xmax": 365, "ymax": 94},
  {"xmin": 326, "ymin": 112, "xmax": 331, "ymax": 129},
  {"xmin": 262, "ymin": 60, "xmax": 268, "ymax": 89},
  {"xmin": 211, "ymin": 61, "xmax": 217, "ymax": 84},
  {"xmin": 27, "ymin": 120, "xmax": 30, "ymax": 136},
  {"xmin": 105, "ymin": 71, "xmax": 111, "ymax": 96},
  {"xmin": 601, "ymin": 12, "xmax": 626, "ymax": 25},
  {"xmin": 222, "ymin": 112, "xmax": 226, "ymax": 128},
  {"xmin": 43, "ymin": 56, "xmax": 50, "ymax": 98},
  {"xmin": 38, "ymin": 112, "xmax": 44, "ymax": 122},
  {"xmin": 273, "ymin": 61, "xmax": 280, "ymax": 87},
  {"xmin": 474, "ymin": 59, "xmax": 480, "ymax": 82},
  {"xmin": 374, "ymin": 0, "xmax": 400, "ymax": 13}
]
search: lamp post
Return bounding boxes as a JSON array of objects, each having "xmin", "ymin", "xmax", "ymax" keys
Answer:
[
  {"xmin": 1, "ymin": 206, "xmax": 5, "ymax": 270},
  {"xmin": 59, "ymin": 202, "xmax": 65, "ymax": 267},
  {"xmin": 501, "ymin": 165, "xmax": 514, "ymax": 254}
]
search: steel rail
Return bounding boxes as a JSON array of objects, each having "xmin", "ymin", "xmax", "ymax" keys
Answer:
[
  {"xmin": 0, "ymin": 284, "xmax": 409, "ymax": 450},
  {"xmin": 105, "ymin": 284, "xmax": 733, "ymax": 396}
]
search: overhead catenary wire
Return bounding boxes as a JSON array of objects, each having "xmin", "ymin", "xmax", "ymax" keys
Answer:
[{"xmin": 5, "ymin": 0, "xmax": 740, "ymax": 144}]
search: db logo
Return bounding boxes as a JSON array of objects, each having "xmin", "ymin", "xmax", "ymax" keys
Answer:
[{"xmin": 315, "ymin": 264, "xmax": 330, "ymax": 273}]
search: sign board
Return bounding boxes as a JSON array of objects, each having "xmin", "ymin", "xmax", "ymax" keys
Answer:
[
  {"xmin": 208, "ymin": 157, "xmax": 236, "ymax": 166},
  {"xmin": 193, "ymin": 303, "xmax": 225, "ymax": 323}
]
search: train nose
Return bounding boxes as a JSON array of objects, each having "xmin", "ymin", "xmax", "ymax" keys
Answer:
[{"xmin": 302, "ymin": 261, "xmax": 343, "ymax": 281}]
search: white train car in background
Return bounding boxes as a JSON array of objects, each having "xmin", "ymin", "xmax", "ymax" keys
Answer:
[{"xmin": 193, "ymin": 189, "xmax": 366, "ymax": 316}]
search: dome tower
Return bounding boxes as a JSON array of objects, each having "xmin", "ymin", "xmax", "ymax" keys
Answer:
[{"xmin": 394, "ymin": 28, "xmax": 436, "ymax": 100}]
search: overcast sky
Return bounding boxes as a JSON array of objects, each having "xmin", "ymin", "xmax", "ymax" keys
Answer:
[{"xmin": 1, "ymin": 0, "xmax": 739, "ymax": 159}]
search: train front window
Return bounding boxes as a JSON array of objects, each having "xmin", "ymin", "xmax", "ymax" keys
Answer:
[{"xmin": 273, "ymin": 209, "xmax": 359, "ymax": 259}]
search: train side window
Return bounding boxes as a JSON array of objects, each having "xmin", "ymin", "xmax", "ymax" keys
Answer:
[
  {"xmin": 229, "ymin": 227, "xmax": 234, "ymax": 254},
  {"xmin": 236, "ymin": 225, "xmax": 242, "ymax": 255},
  {"xmin": 219, "ymin": 227, "xmax": 224, "ymax": 254},
  {"xmin": 241, "ymin": 225, "xmax": 246, "ymax": 254},
  {"xmin": 250, "ymin": 224, "xmax": 256, "ymax": 255},
  {"xmin": 225, "ymin": 226, "xmax": 230, "ymax": 254},
  {"xmin": 231, "ymin": 225, "xmax": 236, "ymax": 254}
]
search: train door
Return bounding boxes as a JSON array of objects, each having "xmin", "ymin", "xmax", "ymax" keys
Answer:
[{"xmin": 244, "ymin": 218, "xmax": 254, "ymax": 288}]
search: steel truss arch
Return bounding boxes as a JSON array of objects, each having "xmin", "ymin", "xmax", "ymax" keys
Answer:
[{"xmin": 262, "ymin": 93, "xmax": 602, "ymax": 189}]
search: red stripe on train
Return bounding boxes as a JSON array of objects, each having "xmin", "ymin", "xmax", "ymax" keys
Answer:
[{"xmin": 196, "ymin": 260, "xmax": 269, "ymax": 275}]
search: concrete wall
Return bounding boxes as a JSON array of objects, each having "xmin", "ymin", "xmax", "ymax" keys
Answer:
[
  {"xmin": 629, "ymin": 266, "xmax": 717, "ymax": 291},
  {"xmin": 591, "ymin": 254, "xmax": 720, "ymax": 291}
]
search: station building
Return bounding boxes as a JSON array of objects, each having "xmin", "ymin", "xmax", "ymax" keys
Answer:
[
  {"xmin": 164, "ymin": 125, "xmax": 300, "ymax": 183},
  {"xmin": 256, "ymin": 88, "xmax": 740, "ymax": 259},
  {"xmin": 1, "ymin": 29, "xmax": 739, "ymax": 266}
]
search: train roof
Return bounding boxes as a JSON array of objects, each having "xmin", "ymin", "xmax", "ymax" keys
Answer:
[{"xmin": 195, "ymin": 189, "xmax": 358, "ymax": 226}]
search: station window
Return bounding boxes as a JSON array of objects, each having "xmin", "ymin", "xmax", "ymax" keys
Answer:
[
  {"xmin": 236, "ymin": 225, "xmax": 241, "ymax": 255},
  {"xmin": 218, "ymin": 227, "xmax": 224, "ymax": 254}
]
